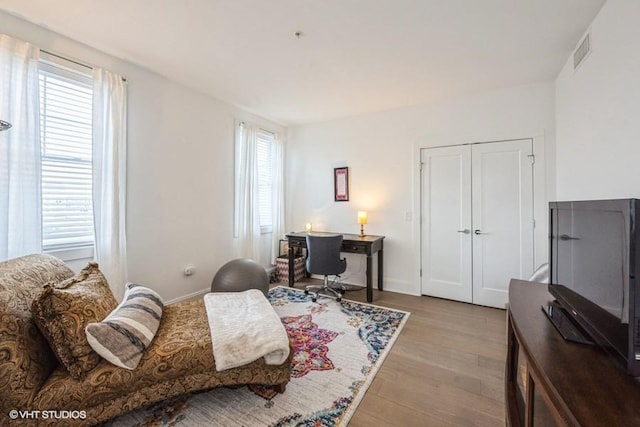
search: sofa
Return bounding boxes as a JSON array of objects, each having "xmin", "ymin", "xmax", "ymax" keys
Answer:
[{"xmin": 0, "ymin": 254, "xmax": 292, "ymax": 426}]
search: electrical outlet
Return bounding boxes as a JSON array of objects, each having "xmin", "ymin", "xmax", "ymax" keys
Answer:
[{"xmin": 405, "ymin": 211, "xmax": 412, "ymax": 221}]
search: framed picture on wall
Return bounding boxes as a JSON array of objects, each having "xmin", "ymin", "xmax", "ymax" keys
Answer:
[{"xmin": 334, "ymin": 167, "xmax": 349, "ymax": 201}]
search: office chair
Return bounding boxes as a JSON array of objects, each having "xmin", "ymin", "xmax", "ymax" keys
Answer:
[{"xmin": 304, "ymin": 234, "xmax": 347, "ymax": 302}]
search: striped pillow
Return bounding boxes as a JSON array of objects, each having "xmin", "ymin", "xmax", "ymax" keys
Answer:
[{"xmin": 85, "ymin": 283, "xmax": 164, "ymax": 370}]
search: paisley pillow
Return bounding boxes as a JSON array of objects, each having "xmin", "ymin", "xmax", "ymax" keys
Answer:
[{"xmin": 31, "ymin": 262, "xmax": 118, "ymax": 379}]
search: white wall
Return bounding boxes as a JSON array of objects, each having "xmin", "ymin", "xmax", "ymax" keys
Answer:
[
  {"xmin": 287, "ymin": 82, "xmax": 556, "ymax": 295},
  {"xmin": 1, "ymin": 11, "xmax": 285, "ymax": 302},
  {"xmin": 556, "ymin": 0, "xmax": 640, "ymax": 200}
]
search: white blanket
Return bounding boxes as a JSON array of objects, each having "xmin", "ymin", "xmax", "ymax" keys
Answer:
[{"xmin": 204, "ymin": 290, "xmax": 290, "ymax": 371}]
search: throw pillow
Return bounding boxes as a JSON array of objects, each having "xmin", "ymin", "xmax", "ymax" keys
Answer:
[
  {"xmin": 86, "ymin": 283, "xmax": 164, "ymax": 370},
  {"xmin": 31, "ymin": 262, "xmax": 118, "ymax": 380}
]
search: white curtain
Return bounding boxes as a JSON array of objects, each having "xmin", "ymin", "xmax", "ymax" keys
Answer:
[
  {"xmin": 0, "ymin": 35, "xmax": 42, "ymax": 261},
  {"xmin": 233, "ymin": 121, "xmax": 261, "ymax": 260},
  {"xmin": 270, "ymin": 134, "xmax": 285, "ymax": 264},
  {"xmin": 93, "ymin": 68, "xmax": 128, "ymax": 299}
]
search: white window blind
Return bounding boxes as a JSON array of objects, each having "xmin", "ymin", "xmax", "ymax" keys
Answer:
[
  {"xmin": 39, "ymin": 60, "xmax": 94, "ymax": 250},
  {"xmin": 256, "ymin": 129, "xmax": 274, "ymax": 232}
]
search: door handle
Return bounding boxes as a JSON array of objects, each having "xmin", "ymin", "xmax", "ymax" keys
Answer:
[
  {"xmin": 457, "ymin": 229, "xmax": 470, "ymax": 234},
  {"xmin": 559, "ymin": 234, "xmax": 580, "ymax": 241},
  {"xmin": 474, "ymin": 229, "xmax": 488, "ymax": 235}
]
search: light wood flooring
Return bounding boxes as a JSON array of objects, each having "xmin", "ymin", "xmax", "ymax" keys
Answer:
[{"xmin": 283, "ymin": 280, "xmax": 507, "ymax": 427}]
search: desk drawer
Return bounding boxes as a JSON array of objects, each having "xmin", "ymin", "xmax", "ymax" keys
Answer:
[
  {"xmin": 288, "ymin": 238, "xmax": 306, "ymax": 248},
  {"xmin": 342, "ymin": 243, "xmax": 367, "ymax": 254}
]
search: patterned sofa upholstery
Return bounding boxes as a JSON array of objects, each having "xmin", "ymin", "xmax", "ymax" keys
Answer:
[{"xmin": 0, "ymin": 254, "xmax": 292, "ymax": 426}]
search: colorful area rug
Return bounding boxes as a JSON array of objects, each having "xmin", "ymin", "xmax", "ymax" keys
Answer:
[{"xmin": 106, "ymin": 286, "xmax": 409, "ymax": 426}]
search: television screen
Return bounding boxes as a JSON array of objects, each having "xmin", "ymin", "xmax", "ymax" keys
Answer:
[
  {"xmin": 551, "ymin": 203, "xmax": 629, "ymax": 323},
  {"xmin": 548, "ymin": 199, "xmax": 640, "ymax": 376}
]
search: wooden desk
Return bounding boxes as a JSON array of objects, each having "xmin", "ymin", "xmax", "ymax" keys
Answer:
[
  {"xmin": 286, "ymin": 232, "xmax": 385, "ymax": 303},
  {"xmin": 506, "ymin": 279, "xmax": 640, "ymax": 426}
]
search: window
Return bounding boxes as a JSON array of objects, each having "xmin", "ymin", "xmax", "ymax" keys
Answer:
[
  {"xmin": 256, "ymin": 129, "xmax": 275, "ymax": 233},
  {"xmin": 233, "ymin": 120, "xmax": 283, "ymax": 262},
  {"xmin": 234, "ymin": 122, "xmax": 281, "ymax": 245},
  {"xmin": 38, "ymin": 57, "xmax": 94, "ymax": 253}
]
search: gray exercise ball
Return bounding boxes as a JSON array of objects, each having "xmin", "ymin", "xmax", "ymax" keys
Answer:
[{"xmin": 211, "ymin": 258, "xmax": 269, "ymax": 296}]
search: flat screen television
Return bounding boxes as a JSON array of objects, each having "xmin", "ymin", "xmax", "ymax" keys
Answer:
[{"xmin": 547, "ymin": 199, "xmax": 640, "ymax": 376}]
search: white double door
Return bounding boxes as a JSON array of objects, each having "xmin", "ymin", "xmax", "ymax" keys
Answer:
[{"xmin": 420, "ymin": 139, "xmax": 534, "ymax": 309}]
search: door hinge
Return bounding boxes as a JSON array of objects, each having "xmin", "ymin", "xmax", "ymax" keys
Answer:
[
  {"xmin": 527, "ymin": 154, "xmax": 535, "ymax": 165},
  {"xmin": 419, "ymin": 268, "xmax": 422, "ymax": 278},
  {"xmin": 533, "ymin": 219, "xmax": 536, "ymax": 228},
  {"xmin": 420, "ymin": 162, "xmax": 424, "ymax": 171}
]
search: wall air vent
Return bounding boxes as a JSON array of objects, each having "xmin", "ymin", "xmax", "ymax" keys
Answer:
[{"xmin": 573, "ymin": 32, "xmax": 591, "ymax": 71}]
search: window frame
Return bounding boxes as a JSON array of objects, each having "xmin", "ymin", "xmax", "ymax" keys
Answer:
[
  {"xmin": 38, "ymin": 53, "xmax": 95, "ymax": 261},
  {"xmin": 256, "ymin": 128, "xmax": 276, "ymax": 235}
]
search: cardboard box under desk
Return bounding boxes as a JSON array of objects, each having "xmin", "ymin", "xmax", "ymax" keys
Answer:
[{"xmin": 276, "ymin": 256, "xmax": 306, "ymax": 282}]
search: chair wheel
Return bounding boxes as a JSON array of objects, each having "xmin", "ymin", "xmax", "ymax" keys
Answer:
[
  {"xmin": 304, "ymin": 289, "xmax": 309, "ymax": 295},
  {"xmin": 311, "ymin": 297, "xmax": 317, "ymax": 302},
  {"xmin": 336, "ymin": 297, "xmax": 341, "ymax": 302}
]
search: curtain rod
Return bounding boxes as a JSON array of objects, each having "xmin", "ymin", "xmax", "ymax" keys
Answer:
[{"xmin": 40, "ymin": 49, "xmax": 127, "ymax": 82}]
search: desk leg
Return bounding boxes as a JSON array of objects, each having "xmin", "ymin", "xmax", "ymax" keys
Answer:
[
  {"xmin": 378, "ymin": 247, "xmax": 384, "ymax": 291},
  {"xmin": 366, "ymin": 254, "xmax": 373, "ymax": 303},
  {"xmin": 288, "ymin": 246, "xmax": 294, "ymax": 287}
]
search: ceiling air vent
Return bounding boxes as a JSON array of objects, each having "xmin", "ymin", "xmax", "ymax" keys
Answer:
[{"xmin": 573, "ymin": 33, "xmax": 591, "ymax": 71}]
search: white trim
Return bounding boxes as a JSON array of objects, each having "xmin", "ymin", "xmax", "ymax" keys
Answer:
[
  {"xmin": 532, "ymin": 132, "xmax": 548, "ymax": 269},
  {"xmin": 165, "ymin": 287, "xmax": 210, "ymax": 305},
  {"xmin": 44, "ymin": 245, "xmax": 94, "ymax": 262}
]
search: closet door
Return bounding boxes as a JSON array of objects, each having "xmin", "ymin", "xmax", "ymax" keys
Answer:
[
  {"xmin": 420, "ymin": 145, "xmax": 472, "ymax": 302},
  {"xmin": 420, "ymin": 139, "xmax": 535, "ymax": 309},
  {"xmin": 471, "ymin": 139, "xmax": 534, "ymax": 308}
]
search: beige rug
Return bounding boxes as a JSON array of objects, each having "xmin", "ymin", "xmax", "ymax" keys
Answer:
[{"xmin": 106, "ymin": 286, "xmax": 410, "ymax": 426}]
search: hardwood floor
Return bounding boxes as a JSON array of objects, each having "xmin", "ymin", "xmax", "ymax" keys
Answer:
[{"xmin": 282, "ymin": 280, "xmax": 507, "ymax": 427}]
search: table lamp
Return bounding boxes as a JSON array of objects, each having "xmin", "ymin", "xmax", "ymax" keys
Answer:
[{"xmin": 357, "ymin": 211, "xmax": 368, "ymax": 236}]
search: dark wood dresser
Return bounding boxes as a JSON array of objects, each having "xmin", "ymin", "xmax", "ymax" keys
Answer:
[{"xmin": 506, "ymin": 279, "xmax": 640, "ymax": 426}]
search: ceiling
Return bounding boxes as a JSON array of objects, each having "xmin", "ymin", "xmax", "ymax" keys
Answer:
[{"xmin": 0, "ymin": 0, "xmax": 606, "ymax": 125}]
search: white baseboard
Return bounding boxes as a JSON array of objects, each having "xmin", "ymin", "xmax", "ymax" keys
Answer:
[{"xmin": 165, "ymin": 287, "xmax": 210, "ymax": 305}]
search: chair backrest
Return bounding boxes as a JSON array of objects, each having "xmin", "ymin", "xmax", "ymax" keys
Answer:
[
  {"xmin": 305, "ymin": 234, "xmax": 347, "ymax": 276},
  {"xmin": 0, "ymin": 254, "xmax": 74, "ymax": 412}
]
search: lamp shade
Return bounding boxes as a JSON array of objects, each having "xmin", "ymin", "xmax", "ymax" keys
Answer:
[{"xmin": 357, "ymin": 211, "xmax": 368, "ymax": 225}]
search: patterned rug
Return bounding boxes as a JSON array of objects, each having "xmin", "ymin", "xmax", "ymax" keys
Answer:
[{"xmin": 106, "ymin": 286, "xmax": 409, "ymax": 426}]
